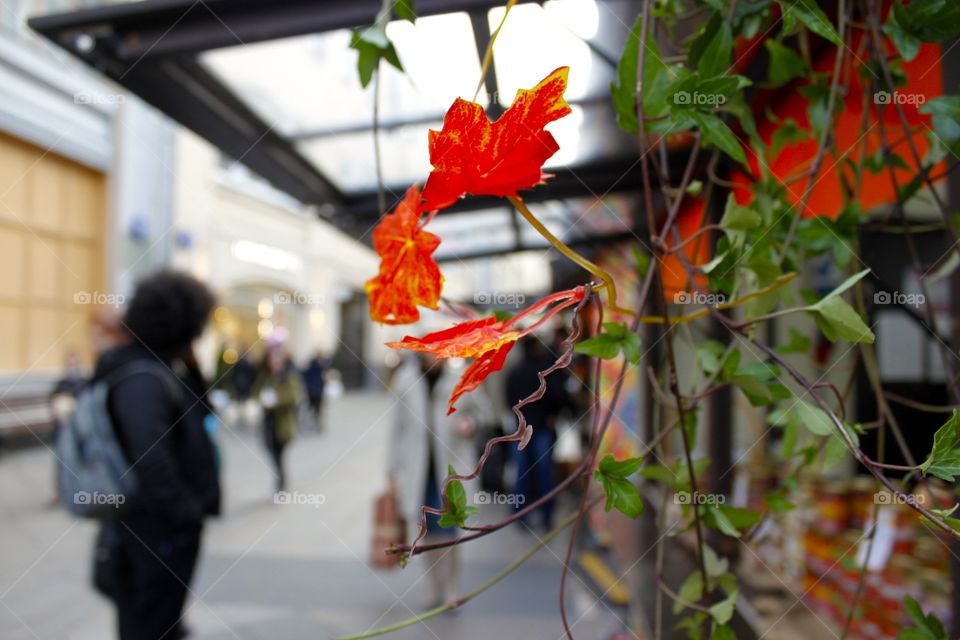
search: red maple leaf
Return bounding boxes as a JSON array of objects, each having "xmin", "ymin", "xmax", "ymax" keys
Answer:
[
  {"xmin": 387, "ymin": 286, "xmax": 587, "ymax": 412},
  {"xmin": 421, "ymin": 67, "xmax": 572, "ymax": 211},
  {"xmin": 365, "ymin": 186, "xmax": 443, "ymax": 325}
]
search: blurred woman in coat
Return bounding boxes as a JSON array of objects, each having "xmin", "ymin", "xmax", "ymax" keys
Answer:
[{"xmin": 387, "ymin": 352, "xmax": 493, "ymax": 607}]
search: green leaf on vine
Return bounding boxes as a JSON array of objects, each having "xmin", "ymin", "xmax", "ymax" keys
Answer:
[
  {"xmin": 899, "ymin": 595, "xmax": 948, "ymax": 640},
  {"xmin": 685, "ymin": 111, "xmax": 747, "ymax": 165},
  {"xmin": 805, "ymin": 269, "xmax": 874, "ymax": 344},
  {"xmin": 438, "ymin": 464, "xmax": 478, "ymax": 528},
  {"xmin": 638, "ymin": 463, "xmax": 677, "ymax": 488},
  {"xmin": 921, "ymin": 505, "xmax": 960, "ymax": 537},
  {"xmin": 392, "ymin": 0, "xmax": 416, "ymax": 22},
  {"xmin": 810, "ymin": 295, "xmax": 875, "ymax": 343},
  {"xmin": 770, "ymin": 117, "xmax": 807, "ymax": 157},
  {"xmin": 919, "ymin": 410, "xmax": 960, "ymax": 481},
  {"xmin": 610, "ymin": 14, "xmax": 643, "ymax": 135},
  {"xmin": 775, "ymin": 328, "xmax": 810, "ymax": 354},
  {"xmin": 708, "ymin": 588, "xmax": 739, "ymax": 625},
  {"xmin": 594, "ymin": 454, "xmax": 644, "ymax": 518},
  {"xmin": 575, "ymin": 322, "xmax": 642, "ymax": 364},
  {"xmin": 633, "ymin": 247, "xmax": 652, "ymax": 278},
  {"xmin": 720, "ymin": 193, "xmax": 762, "ymax": 231},
  {"xmin": 702, "ymin": 504, "xmax": 760, "ymax": 538},
  {"xmin": 920, "ymin": 96, "xmax": 960, "ymax": 143},
  {"xmin": 710, "ymin": 623, "xmax": 737, "ymax": 640},
  {"xmin": 674, "ymin": 571, "xmax": 703, "ymax": 614},
  {"xmin": 777, "ymin": 0, "xmax": 843, "ymax": 46},
  {"xmin": 350, "ymin": 20, "xmax": 404, "ymax": 88},
  {"xmin": 765, "ymin": 40, "xmax": 807, "ymax": 87},
  {"xmin": 690, "ymin": 13, "xmax": 733, "ymax": 79}
]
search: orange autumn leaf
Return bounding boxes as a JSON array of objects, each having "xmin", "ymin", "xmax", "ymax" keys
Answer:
[
  {"xmin": 421, "ymin": 67, "xmax": 573, "ymax": 211},
  {"xmin": 386, "ymin": 316, "xmax": 519, "ymax": 359},
  {"xmin": 365, "ymin": 186, "xmax": 443, "ymax": 325},
  {"xmin": 447, "ymin": 341, "xmax": 515, "ymax": 415},
  {"xmin": 387, "ymin": 286, "xmax": 588, "ymax": 412}
]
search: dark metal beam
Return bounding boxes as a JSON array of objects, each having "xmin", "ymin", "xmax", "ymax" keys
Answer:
[{"xmin": 28, "ymin": 0, "xmax": 536, "ymax": 60}]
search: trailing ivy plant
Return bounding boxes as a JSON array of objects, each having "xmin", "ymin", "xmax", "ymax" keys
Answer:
[{"xmin": 342, "ymin": 1, "xmax": 960, "ymax": 638}]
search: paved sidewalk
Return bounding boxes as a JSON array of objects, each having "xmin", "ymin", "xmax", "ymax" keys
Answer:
[{"xmin": 0, "ymin": 391, "xmax": 630, "ymax": 639}]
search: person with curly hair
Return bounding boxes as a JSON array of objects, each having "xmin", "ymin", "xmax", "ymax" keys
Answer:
[{"xmin": 90, "ymin": 270, "xmax": 220, "ymax": 640}]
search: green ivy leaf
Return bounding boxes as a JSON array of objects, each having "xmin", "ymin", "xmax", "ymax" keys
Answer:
[
  {"xmin": 720, "ymin": 193, "xmax": 762, "ymax": 231},
  {"xmin": 708, "ymin": 589, "xmax": 739, "ymax": 625},
  {"xmin": 633, "ymin": 247, "xmax": 652, "ymax": 278},
  {"xmin": 437, "ymin": 465, "xmax": 478, "ymax": 528},
  {"xmin": 804, "ymin": 269, "xmax": 874, "ymax": 344},
  {"xmin": 598, "ymin": 453, "xmax": 644, "ymax": 478},
  {"xmin": 711, "ymin": 623, "xmax": 737, "ymax": 640},
  {"xmin": 594, "ymin": 457, "xmax": 644, "ymax": 519},
  {"xmin": 690, "ymin": 14, "xmax": 733, "ymax": 79},
  {"xmin": 685, "ymin": 111, "xmax": 747, "ymax": 165},
  {"xmin": 575, "ymin": 322, "xmax": 642, "ymax": 365},
  {"xmin": 770, "ymin": 117, "xmax": 807, "ymax": 157},
  {"xmin": 350, "ymin": 21, "xmax": 404, "ymax": 88},
  {"xmin": 674, "ymin": 571, "xmax": 703, "ymax": 614},
  {"xmin": 703, "ymin": 504, "xmax": 760, "ymax": 538},
  {"xmin": 775, "ymin": 328, "xmax": 810, "ymax": 354},
  {"xmin": 610, "ymin": 14, "xmax": 644, "ymax": 135},
  {"xmin": 392, "ymin": 0, "xmax": 416, "ymax": 22},
  {"xmin": 765, "ymin": 40, "xmax": 807, "ymax": 87},
  {"xmin": 919, "ymin": 410, "xmax": 960, "ymax": 481},
  {"xmin": 809, "ymin": 295, "xmax": 875, "ymax": 344},
  {"xmin": 899, "ymin": 595, "xmax": 948, "ymax": 639},
  {"xmin": 920, "ymin": 96, "xmax": 960, "ymax": 143},
  {"xmin": 778, "ymin": 0, "xmax": 843, "ymax": 46}
]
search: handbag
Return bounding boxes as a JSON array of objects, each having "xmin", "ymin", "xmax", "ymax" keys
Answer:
[{"xmin": 369, "ymin": 488, "xmax": 406, "ymax": 569}]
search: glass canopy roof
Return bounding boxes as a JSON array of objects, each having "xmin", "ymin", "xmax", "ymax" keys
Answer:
[{"xmin": 199, "ymin": 0, "xmax": 638, "ymax": 194}]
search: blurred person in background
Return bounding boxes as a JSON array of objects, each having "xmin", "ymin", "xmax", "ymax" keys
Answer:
[
  {"xmin": 228, "ymin": 345, "xmax": 257, "ymax": 430},
  {"xmin": 506, "ymin": 337, "xmax": 572, "ymax": 532},
  {"xmin": 301, "ymin": 351, "xmax": 328, "ymax": 432},
  {"xmin": 91, "ymin": 270, "xmax": 219, "ymax": 640},
  {"xmin": 254, "ymin": 346, "xmax": 304, "ymax": 496},
  {"xmin": 387, "ymin": 352, "xmax": 492, "ymax": 608}
]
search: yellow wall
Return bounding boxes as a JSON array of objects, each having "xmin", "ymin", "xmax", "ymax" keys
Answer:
[{"xmin": 0, "ymin": 132, "xmax": 106, "ymax": 373}]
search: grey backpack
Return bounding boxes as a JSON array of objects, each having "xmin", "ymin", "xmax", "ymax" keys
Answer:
[{"xmin": 57, "ymin": 360, "xmax": 181, "ymax": 519}]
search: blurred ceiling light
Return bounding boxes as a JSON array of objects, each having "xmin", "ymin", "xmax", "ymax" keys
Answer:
[
  {"xmin": 257, "ymin": 319, "xmax": 274, "ymax": 339},
  {"xmin": 258, "ymin": 298, "xmax": 274, "ymax": 318},
  {"xmin": 545, "ymin": 0, "xmax": 600, "ymax": 40},
  {"xmin": 309, "ymin": 308, "xmax": 326, "ymax": 329},
  {"xmin": 232, "ymin": 240, "xmax": 303, "ymax": 272}
]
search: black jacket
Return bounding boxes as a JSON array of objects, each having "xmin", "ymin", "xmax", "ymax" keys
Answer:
[{"xmin": 92, "ymin": 343, "xmax": 221, "ymax": 526}]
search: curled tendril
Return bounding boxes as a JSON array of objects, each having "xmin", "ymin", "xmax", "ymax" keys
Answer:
[{"xmin": 404, "ymin": 284, "xmax": 594, "ymax": 556}]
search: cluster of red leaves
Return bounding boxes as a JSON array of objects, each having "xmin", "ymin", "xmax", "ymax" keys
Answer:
[
  {"xmin": 365, "ymin": 66, "xmax": 575, "ymax": 409},
  {"xmin": 388, "ymin": 287, "xmax": 587, "ymax": 414}
]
